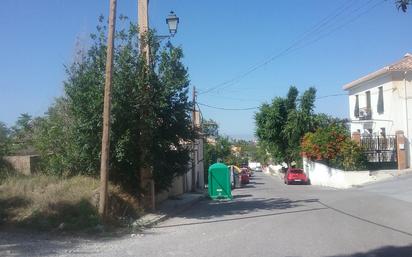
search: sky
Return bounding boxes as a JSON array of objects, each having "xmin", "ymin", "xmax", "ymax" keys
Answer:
[{"xmin": 0, "ymin": 0, "xmax": 411, "ymax": 139}]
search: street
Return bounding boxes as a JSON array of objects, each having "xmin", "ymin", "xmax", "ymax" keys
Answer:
[{"xmin": 2, "ymin": 172, "xmax": 412, "ymax": 257}]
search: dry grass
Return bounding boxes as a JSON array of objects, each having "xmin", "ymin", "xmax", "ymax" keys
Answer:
[{"xmin": 0, "ymin": 173, "xmax": 141, "ymax": 232}]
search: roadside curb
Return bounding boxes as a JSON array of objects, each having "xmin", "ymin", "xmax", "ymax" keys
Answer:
[{"xmin": 133, "ymin": 193, "xmax": 206, "ymax": 229}]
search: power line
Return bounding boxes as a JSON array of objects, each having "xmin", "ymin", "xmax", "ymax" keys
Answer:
[
  {"xmin": 317, "ymin": 93, "xmax": 348, "ymax": 99},
  {"xmin": 198, "ymin": 0, "xmax": 370, "ymax": 95},
  {"xmin": 197, "ymin": 93, "xmax": 349, "ymax": 111},
  {"xmin": 198, "ymin": 0, "xmax": 383, "ymax": 95},
  {"xmin": 204, "ymin": 0, "xmax": 380, "ymax": 94},
  {"xmin": 200, "ymin": 93, "xmax": 263, "ymax": 102},
  {"xmin": 198, "ymin": 102, "xmax": 259, "ymax": 111},
  {"xmin": 285, "ymin": 0, "xmax": 385, "ymax": 55}
]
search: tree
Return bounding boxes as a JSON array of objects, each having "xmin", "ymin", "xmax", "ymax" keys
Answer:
[
  {"xmin": 255, "ymin": 98, "xmax": 288, "ymax": 164},
  {"xmin": 284, "ymin": 87, "xmax": 317, "ymax": 162},
  {"xmin": 0, "ymin": 122, "xmax": 10, "ymax": 157},
  {"xmin": 396, "ymin": 0, "xmax": 410, "ymax": 12},
  {"xmin": 204, "ymin": 136, "xmax": 232, "ymax": 170},
  {"xmin": 9, "ymin": 113, "xmax": 39, "ymax": 155},
  {"xmin": 33, "ymin": 17, "xmax": 192, "ymax": 193},
  {"xmin": 33, "ymin": 98, "xmax": 77, "ymax": 175},
  {"xmin": 255, "ymin": 86, "xmax": 318, "ymax": 166},
  {"xmin": 202, "ymin": 119, "xmax": 219, "ymax": 138}
]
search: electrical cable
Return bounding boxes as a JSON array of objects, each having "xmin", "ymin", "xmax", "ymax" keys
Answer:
[
  {"xmin": 198, "ymin": 0, "xmax": 383, "ymax": 95},
  {"xmin": 197, "ymin": 102, "xmax": 259, "ymax": 111},
  {"xmin": 197, "ymin": 93, "xmax": 349, "ymax": 111}
]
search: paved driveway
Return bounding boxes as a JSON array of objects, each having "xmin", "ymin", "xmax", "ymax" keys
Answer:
[{"xmin": 1, "ymin": 172, "xmax": 412, "ymax": 257}]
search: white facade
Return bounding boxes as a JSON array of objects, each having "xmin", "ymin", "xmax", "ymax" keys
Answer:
[{"xmin": 344, "ymin": 54, "xmax": 412, "ymax": 168}]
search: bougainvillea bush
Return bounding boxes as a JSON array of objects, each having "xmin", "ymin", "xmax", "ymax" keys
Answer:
[{"xmin": 301, "ymin": 125, "xmax": 367, "ymax": 171}]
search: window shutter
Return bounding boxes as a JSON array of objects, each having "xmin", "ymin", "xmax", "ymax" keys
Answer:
[
  {"xmin": 377, "ymin": 87, "xmax": 384, "ymax": 114},
  {"xmin": 354, "ymin": 95, "xmax": 359, "ymax": 118}
]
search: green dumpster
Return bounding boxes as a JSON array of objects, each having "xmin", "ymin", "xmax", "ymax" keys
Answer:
[{"xmin": 208, "ymin": 163, "xmax": 232, "ymax": 200}]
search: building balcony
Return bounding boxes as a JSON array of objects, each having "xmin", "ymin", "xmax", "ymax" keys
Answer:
[{"xmin": 358, "ymin": 107, "xmax": 372, "ymax": 120}]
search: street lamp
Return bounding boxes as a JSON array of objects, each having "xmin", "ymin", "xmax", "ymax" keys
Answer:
[
  {"xmin": 166, "ymin": 11, "xmax": 179, "ymax": 36},
  {"xmin": 157, "ymin": 11, "xmax": 179, "ymax": 41}
]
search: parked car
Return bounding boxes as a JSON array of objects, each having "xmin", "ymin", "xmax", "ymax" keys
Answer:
[
  {"xmin": 240, "ymin": 163, "xmax": 252, "ymax": 177},
  {"xmin": 240, "ymin": 168, "xmax": 250, "ymax": 184},
  {"xmin": 284, "ymin": 168, "xmax": 310, "ymax": 185},
  {"xmin": 255, "ymin": 166, "xmax": 262, "ymax": 172}
]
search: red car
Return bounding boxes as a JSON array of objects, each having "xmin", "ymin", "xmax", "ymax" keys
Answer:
[
  {"xmin": 284, "ymin": 168, "xmax": 310, "ymax": 185},
  {"xmin": 240, "ymin": 168, "xmax": 250, "ymax": 184}
]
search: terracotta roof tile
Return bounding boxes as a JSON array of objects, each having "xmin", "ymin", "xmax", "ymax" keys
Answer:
[{"xmin": 389, "ymin": 53, "xmax": 412, "ymax": 71}]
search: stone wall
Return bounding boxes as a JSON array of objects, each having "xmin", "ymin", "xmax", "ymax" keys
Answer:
[{"xmin": 2, "ymin": 155, "xmax": 40, "ymax": 175}]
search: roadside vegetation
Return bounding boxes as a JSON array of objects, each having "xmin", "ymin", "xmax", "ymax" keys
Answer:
[
  {"xmin": 202, "ymin": 119, "xmax": 268, "ymax": 182},
  {"xmin": 0, "ymin": 16, "xmax": 193, "ymax": 231},
  {"xmin": 255, "ymin": 86, "xmax": 323, "ymax": 167},
  {"xmin": 301, "ymin": 124, "xmax": 367, "ymax": 170},
  {"xmin": 0, "ymin": 173, "xmax": 140, "ymax": 232},
  {"xmin": 254, "ymin": 86, "xmax": 366, "ymax": 170}
]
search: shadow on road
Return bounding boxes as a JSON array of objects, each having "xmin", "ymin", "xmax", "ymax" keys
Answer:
[
  {"xmin": 0, "ymin": 232, "xmax": 101, "ymax": 257},
  {"xmin": 155, "ymin": 206, "xmax": 326, "ymax": 228},
  {"xmin": 327, "ymin": 244, "xmax": 412, "ymax": 257},
  {"xmin": 159, "ymin": 196, "xmax": 321, "ymax": 226},
  {"xmin": 232, "ymin": 194, "xmax": 253, "ymax": 199}
]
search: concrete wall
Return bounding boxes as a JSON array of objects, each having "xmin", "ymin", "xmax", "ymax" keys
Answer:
[
  {"xmin": 2, "ymin": 155, "xmax": 40, "ymax": 175},
  {"xmin": 302, "ymin": 158, "xmax": 391, "ymax": 189},
  {"xmin": 155, "ymin": 176, "xmax": 185, "ymax": 204}
]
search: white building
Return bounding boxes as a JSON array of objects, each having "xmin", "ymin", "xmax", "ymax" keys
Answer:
[{"xmin": 343, "ymin": 53, "xmax": 412, "ymax": 168}]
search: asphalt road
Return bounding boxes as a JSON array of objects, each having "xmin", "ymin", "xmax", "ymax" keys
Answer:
[{"xmin": 1, "ymin": 172, "xmax": 412, "ymax": 257}]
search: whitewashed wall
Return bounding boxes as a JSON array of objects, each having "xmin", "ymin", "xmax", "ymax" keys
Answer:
[{"xmin": 302, "ymin": 158, "xmax": 384, "ymax": 189}]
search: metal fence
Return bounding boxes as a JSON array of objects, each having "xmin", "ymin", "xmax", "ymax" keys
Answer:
[{"xmin": 360, "ymin": 136, "xmax": 397, "ymax": 170}]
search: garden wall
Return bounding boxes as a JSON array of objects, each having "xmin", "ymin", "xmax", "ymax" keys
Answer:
[{"xmin": 302, "ymin": 157, "xmax": 391, "ymax": 188}]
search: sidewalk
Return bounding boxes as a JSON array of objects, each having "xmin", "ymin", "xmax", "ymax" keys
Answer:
[{"xmin": 133, "ymin": 191, "xmax": 206, "ymax": 229}]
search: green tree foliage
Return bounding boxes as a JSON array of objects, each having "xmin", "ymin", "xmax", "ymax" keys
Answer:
[
  {"xmin": 301, "ymin": 124, "xmax": 367, "ymax": 171},
  {"xmin": 33, "ymin": 17, "xmax": 192, "ymax": 193},
  {"xmin": 204, "ymin": 136, "xmax": 233, "ymax": 179},
  {"xmin": 9, "ymin": 113, "xmax": 38, "ymax": 155},
  {"xmin": 255, "ymin": 86, "xmax": 318, "ymax": 165},
  {"xmin": 202, "ymin": 119, "xmax": 219, "ymax": 138},
  {"xmin": 33, "ymin": 98, "xmax": 77, "ymax": 175},
  {"xmin": 0, "ymin": 122, "xmax": 10, "ymax": 158},
  {"xmin": 255, "ymin": 98, "xmax": 288, "ymax": 164},
  {"xmin": 396, "ymin": 0, "xmax": 410, "ymax": 12},
  {"xmin": 0, "ymin": 122, "xmax": 14, "ymax": 175}
]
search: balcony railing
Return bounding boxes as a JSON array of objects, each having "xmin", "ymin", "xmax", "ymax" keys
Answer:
[{"xmin": 358, "ymin": 107, "xmax": 372, "ymax": 120}]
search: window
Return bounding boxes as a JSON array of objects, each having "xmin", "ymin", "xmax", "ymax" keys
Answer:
[
  {"xmin": 366, "ymin": 91, "xmax": 371, "ymax": 110},
  {"xmin": 377, "ymin": 86, "xmax": 384, "ymax": 114},
  {"xmin": 354, "ymin": 95, "xmax": 359, "ymax": 118}
]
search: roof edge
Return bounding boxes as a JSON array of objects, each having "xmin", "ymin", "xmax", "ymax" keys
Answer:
[{"xmin": 342, "ymin": 67, "xmax": 389, "ymax": 91}]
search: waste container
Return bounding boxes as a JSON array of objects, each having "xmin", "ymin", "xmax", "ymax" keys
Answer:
[{"xmin": 208, "ymin": 163, "xmax": 232, "ymax": 200}]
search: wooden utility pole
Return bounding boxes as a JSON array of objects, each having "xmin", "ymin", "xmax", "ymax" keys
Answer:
[
  {"xmin": 138, "ymin": 0, "xmax": 150, "ymax": 63},
  {"xmin": 99, "ymin": 0, "xmax": 117, "ymax": 218},
  {"xmin": 138, "ymin": 0, "xmax": 155, "ymax": 211},
  {"xmin": 191, "ymin": 86, "xmax": 197, "ymax": 191}
]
